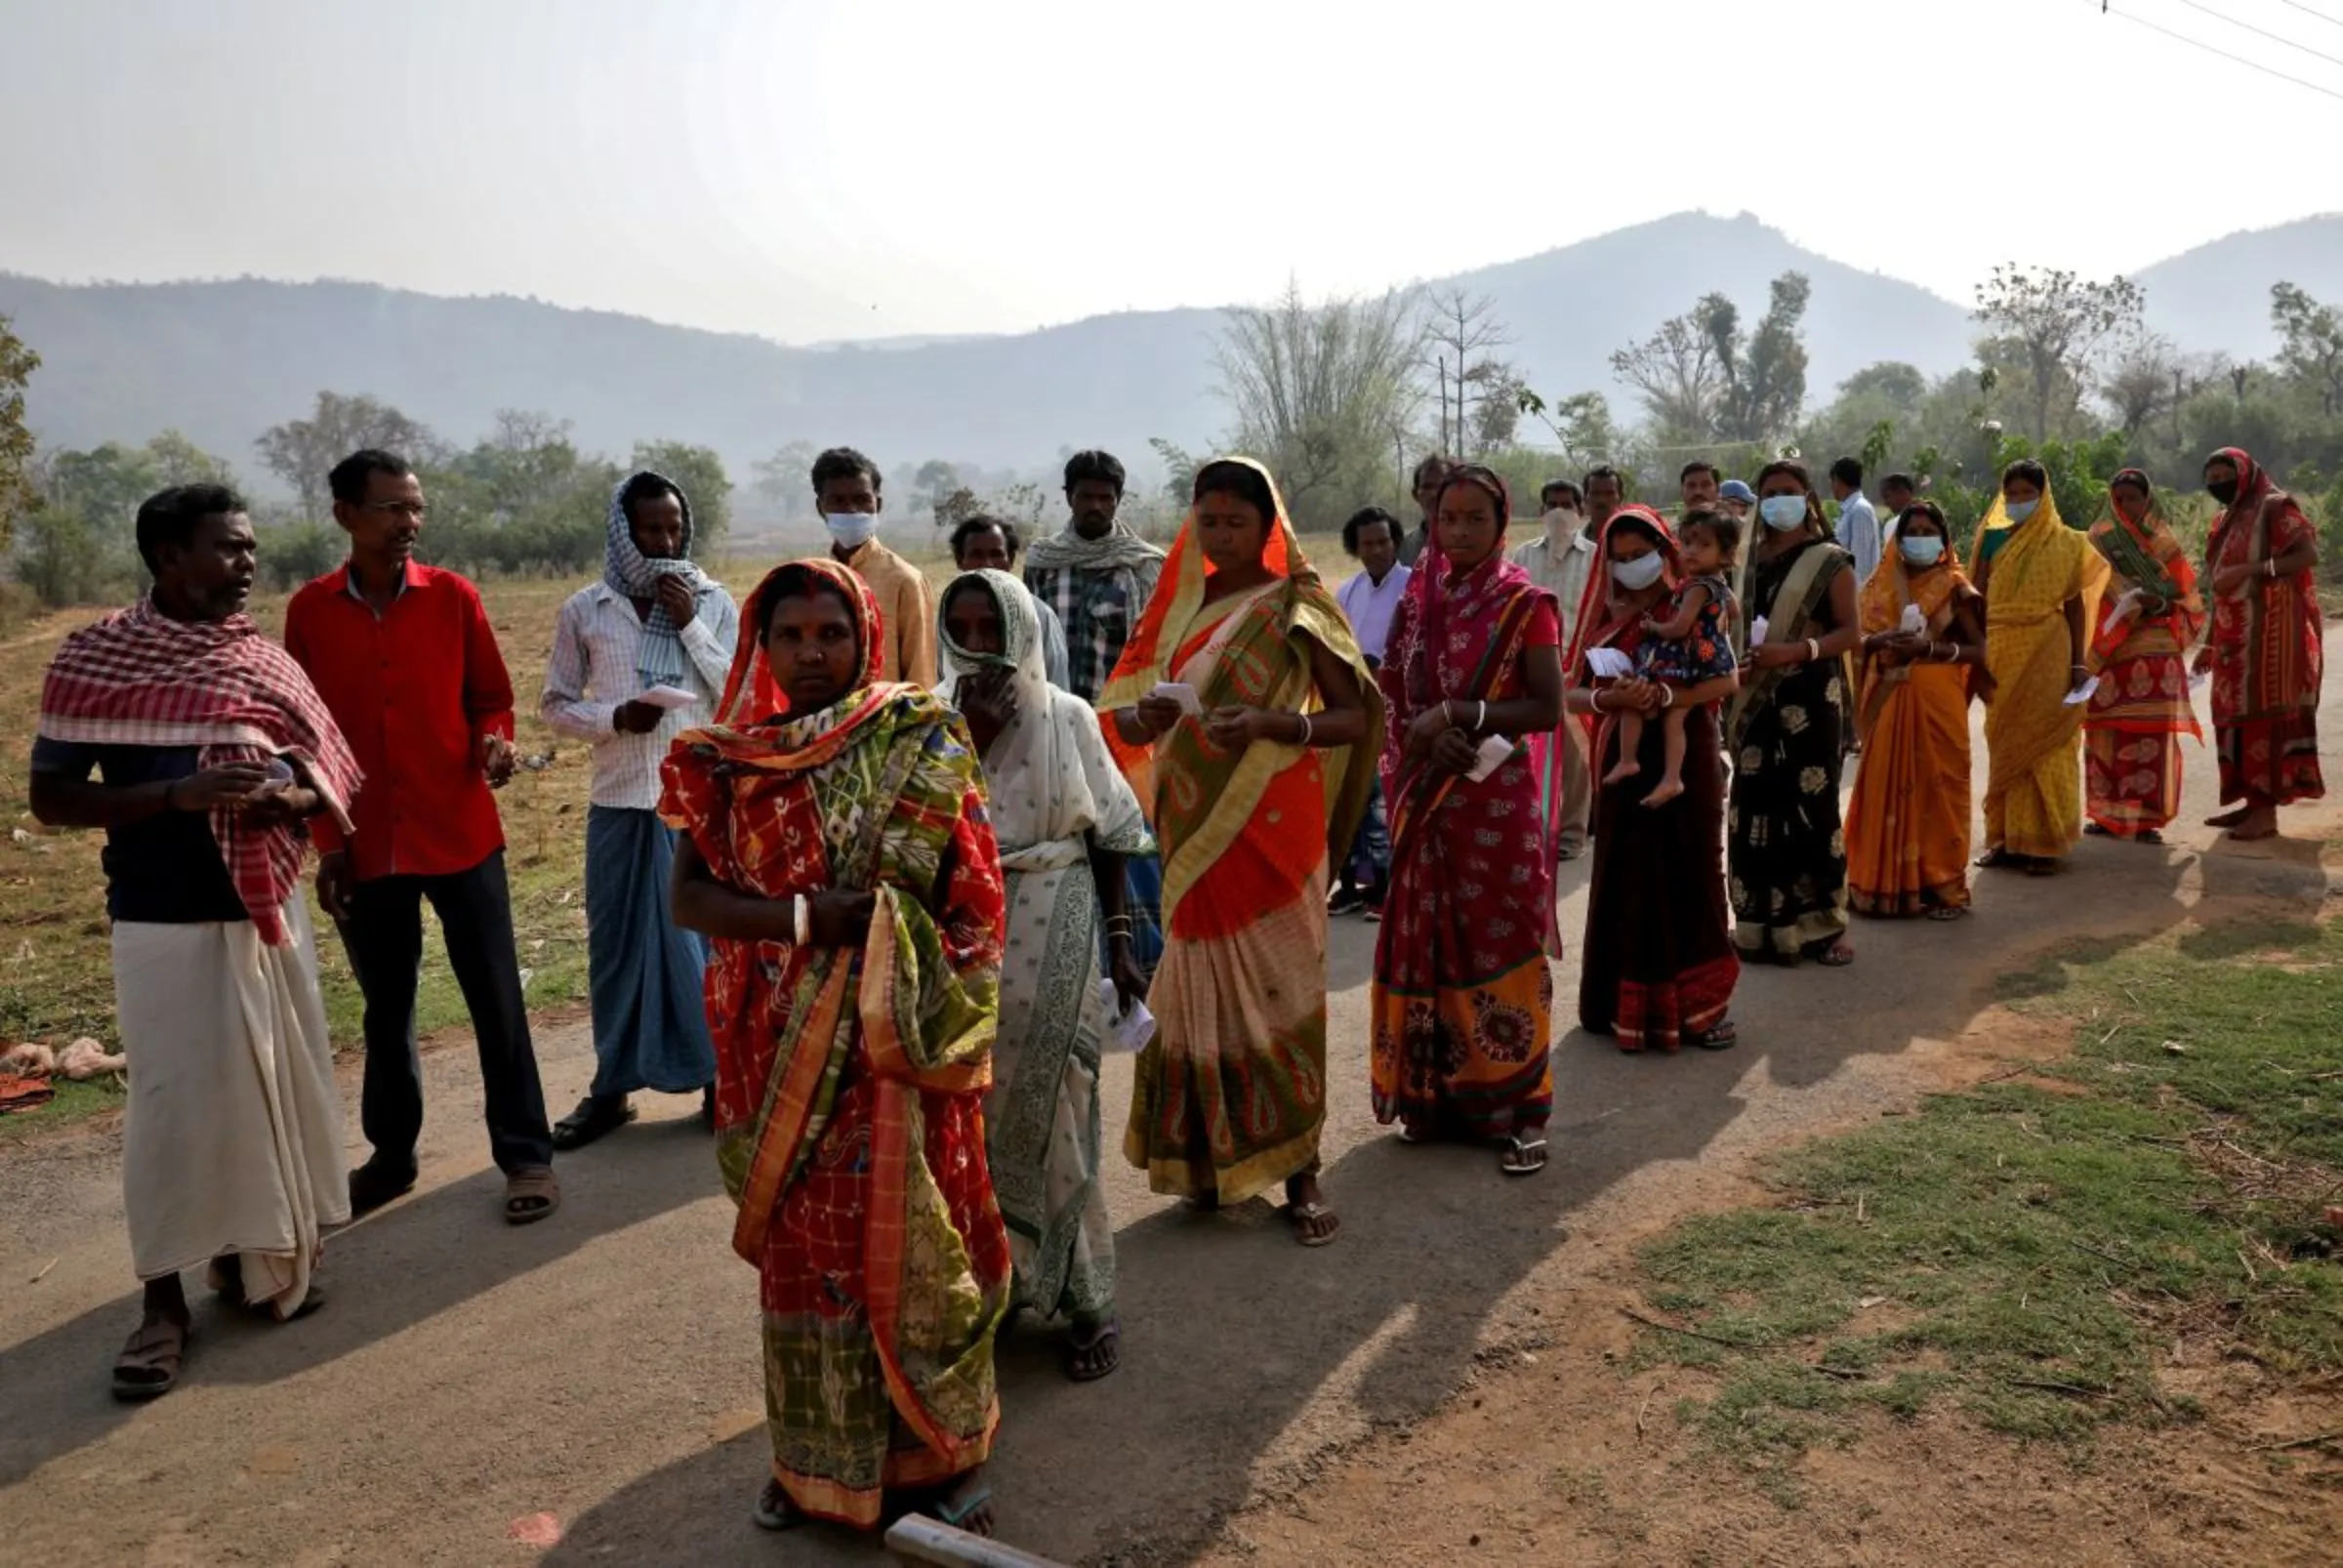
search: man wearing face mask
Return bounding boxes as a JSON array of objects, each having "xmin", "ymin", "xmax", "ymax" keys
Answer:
[
  {"xmin": 811, "ymin": 446, "xmax": 935, "ymax": 686},
  {"xmin": 1510, "ymin": 478, "xmax": 1599, "ymax": 859}
]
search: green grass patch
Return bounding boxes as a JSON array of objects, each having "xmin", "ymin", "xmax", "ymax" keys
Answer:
[{"xmin": 1631, "ymin": 915, "xmax": 2343, "ymax": 1502}]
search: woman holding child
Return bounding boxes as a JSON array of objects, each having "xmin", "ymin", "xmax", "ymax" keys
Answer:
[
  {"xmin": 1569, "ymin": 507, "xmax": 1741, "ymax": 1052},
  {"xmin": 1728, "ymin": 459, "xmax": 1862, "ymax": 967}
]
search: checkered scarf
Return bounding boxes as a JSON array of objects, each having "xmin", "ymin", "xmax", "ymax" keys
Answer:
[{"xmin": 38, "ymin": 598, "xmax": 362, "ymax": 945}]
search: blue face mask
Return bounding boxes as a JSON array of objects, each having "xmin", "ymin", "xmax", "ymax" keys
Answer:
[
  {"xmin": 1900, "ymin": 535, "xmax": 1946, "ymax": 567},
  {"xmin": 1759, "ymin": 495, "xmax": 1808, "ymax": 531},
  {"xmin": 2003, "ymin": 499, "xmax": 2038, "ymax": 524}
]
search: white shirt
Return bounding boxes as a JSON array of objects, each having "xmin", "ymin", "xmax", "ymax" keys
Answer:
[
  {"xmin": 1508, "ymin": 521, "xmax": 1598, "ymax": 649},
  {"xmin": 541, "ymin": 580, "xmax": 739, "ymax": 809},
  {"xmin": 1838, "ymin": 491, "xmax": 1881, "ymax": 585}
]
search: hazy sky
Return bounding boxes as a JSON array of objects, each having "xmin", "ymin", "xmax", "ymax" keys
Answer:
[{"xmin": 4, "ymin": 0, "xmax": 2338, "ymax": 344}]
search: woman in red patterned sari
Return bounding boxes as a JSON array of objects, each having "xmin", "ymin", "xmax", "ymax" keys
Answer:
[
  {"xmin": 1371, "ymin": 464, "xmax": 1566, "ymax": 1176},
  {"xmin": 2081, "ymin": 470, "xmax": 2203, "ymax": 844},
  {"xmin": 660, "ymin": 558, "xmax": 1009, "ymax": 1538},
  {"xmin": 2195, "ymin": 448, "xmax": 2323, "ymax": 841},
  {"xmin": 1567, "ymin": 507, "xmax": 1742, "ymax": 1052}
]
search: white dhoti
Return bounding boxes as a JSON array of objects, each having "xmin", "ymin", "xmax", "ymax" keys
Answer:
[{"xmin": 112, "ymin": 897, "xmax": 350, "ymax": 1317}]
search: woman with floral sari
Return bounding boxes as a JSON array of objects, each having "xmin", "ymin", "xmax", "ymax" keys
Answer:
[
  {"xmin": 938, "ymin": 568, "xmax": 1149, "ymax": 1382},
  {"xmin": 1729, "ymin": 460, "xmax": 1862, "ymax": 966},
  {"xmin": 1973, "ymin": 459, "xmax": 2108, "ymax": 875},
  {"xmin": 2082, "ymin": 470, "xmax": 2203, "ymax": 844},
  {"xmin": 2196, "ymin": 447, "xmax": 2324, "ymax": 840},
  {"xmin": 1103, "ymin": 458, "xmax": 1381, "ymax": 1246},
  {"xmin": 1569, "ymin": 507, "xmax": 1742, "ymax": 1051},
  {"xmin": 1371, "ymin": 464, "xmax": 1565, "ymax": 1175},
  {"xmin": 1845, "ymin": 503, "xmax": 1986, "ymax": 918},
  {"xmin": 660, "ymin": 558, "xmax": 1008, "ymax": 1538}
]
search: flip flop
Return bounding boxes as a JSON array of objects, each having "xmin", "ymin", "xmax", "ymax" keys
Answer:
[
  {"xmin": 751, "ymin": 1479, "xmax": 802, "ymax": 1533},
  {"xmin": 111, "ymin": 1315, "xmax": 188, "ymax": 1402},
  {"xmin": 1065, "ymin": 1317, "xmax": 1121, "ymax": 1383},
  {"xmin": 1285, "ymin": 1201, "xmax": 1340, "ymax": 1248},
  {"xmin": 504, "ymin": 1165, "xmax": 561, "ymax": 1225},
  {"xmin": 551, "ymin": 1095, "xmax": 637, "ymax": 1151},
  {"xmin": 1500, "ymin": 1135, "xmax": 1549, "ymax": 1176},
  {"xmin": 1691, "ymin": 1021, "xmax": 1740, "ymax": 1051},
  {"xmin": 926, "ymin": 1482, "xmax": 995, "ymax": 1532}
]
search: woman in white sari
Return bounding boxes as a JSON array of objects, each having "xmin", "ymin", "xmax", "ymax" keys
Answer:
[{"xmin": 939, "ymin": 568, "xmax": 1151, "ymax": 1382}]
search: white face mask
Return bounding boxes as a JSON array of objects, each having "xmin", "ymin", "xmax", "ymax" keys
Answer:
[
  {"xmin": 2003, "ymin": 499, "xmax": 2038, "ymax": 524},
  {"xmin": 1900, "ymin": 535, "xmax": 1946, "ymax": 567},
  {"xmin": 1611, "ymin": 553, "xmax": 1666, "ymax": 592},
  {"xmin": 1759, "ymin": 495, "xmax": 1809, "ymax": 531},
  {"xmin": 1543, "ymin": 506, "xmax": 1583, "ymax": 536},
  {"xmin": 824, "ymin": 511, "xmax": 880, "ymax": 550}
]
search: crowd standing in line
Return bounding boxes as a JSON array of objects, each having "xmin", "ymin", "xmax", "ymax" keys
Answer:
[{"xmin": 25, "ymin": 434, "xmax": 2326, "ymax": 1544}]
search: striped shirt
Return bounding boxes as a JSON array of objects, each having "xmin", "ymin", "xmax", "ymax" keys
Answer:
[{"xmin": 541, "ymin": 580, "xmax": 739, "ymax": 810}]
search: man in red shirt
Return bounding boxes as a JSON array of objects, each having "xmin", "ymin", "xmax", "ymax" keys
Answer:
[{"xmin": 284, "ymin": 449, "xmax": 558, "ymax": 1225}]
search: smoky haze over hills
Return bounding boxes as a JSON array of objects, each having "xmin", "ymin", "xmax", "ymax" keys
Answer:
[{"xmin": 4, "ymin": 211, "xmax": 2339, "ymax": 492}]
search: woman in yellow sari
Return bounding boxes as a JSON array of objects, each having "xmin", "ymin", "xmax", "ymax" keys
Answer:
[
  {"xmin": 1846, "ymin": 503, "xmax": 1986, "ymax": 918},
  {"xmin": 2082, "ymin": 469, "xmax": 2203, "ymax": 844},
  {"xmin": 1103, "ymin": 458, "xmax": 1381, "ymax": 1247},
  {"xmin": 1973, "ymin": 459, "xmax": 2108, "ymax": 876}
]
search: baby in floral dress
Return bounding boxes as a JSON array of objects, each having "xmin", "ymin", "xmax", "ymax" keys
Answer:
[{"xmin": 1604, "ymin": 511, "xmax": 1741, "ymax": 806}]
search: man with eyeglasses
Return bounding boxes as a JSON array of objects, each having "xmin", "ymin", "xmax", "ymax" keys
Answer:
[{"xmin": 283, "ymin": 448, "xmax": 558, "ymax": 1229}]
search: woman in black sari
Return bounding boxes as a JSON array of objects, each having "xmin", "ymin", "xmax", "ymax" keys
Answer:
[
  {"xmin": 1728, "ymin": 459, "xmax": 1863, "ymax": 966},
  {"xmin": 1567, "ymin": 507, "xmax": 1741, "ymax": 1052}
]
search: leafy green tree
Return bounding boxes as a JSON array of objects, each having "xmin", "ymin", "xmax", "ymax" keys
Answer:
[
  {"xmin": 751, "ymin": 440, "xmax": 822, "ymax": 517},
  {"xmin": 1610, "ymin": 272, "xmax": 1810, "ymax": 449},
  {"xmin": 13, "ymin": 508, "xmax": 113, "ymax": 607},
  {"xmin": 1972, "ymin": 265, "xmax": 2146, "ymax": 442},
  {"xmin": 1714, "ymin": 272, "xmax": 1811, "ymax": 446},
  {"xmin": 255, "ymin": 392, "xmax": 443, "ymax": 519},
  {"xmin": 0, "ymin": 314, "xmax": 41, "ymax": 552},
  {"xmin": 2271, "ymin": 281, "xmax": 2343, "ymax": 418},
  {"xmin": 38, "ymin": 441, "xmax": 163, "ymax": 533},
  {"xmin": 914, "ymin": 459, "xmax": 965, "ymax": 522},
  {"xmin": 144, "ymin": 429, "xmax": 236, "ymax": 488},
  {"xmin": 631, "ymin": 439, "xmax": 731, "ymax": 548}
]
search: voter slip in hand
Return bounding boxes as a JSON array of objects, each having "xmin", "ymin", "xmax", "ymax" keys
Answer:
[
  {"xmin": 1095, "ymin": 980, "xmax": 1157, "ymax": 1054},
  {"xmin": 1464, "ymin": 734, "xmax": 1519, "ymax": 783},
  {"xmin": 637, "ymin": 684, "xmax": 699, "ymax": 711},
  {"xmin": 2062, "ymin": 676, "xmax": 2100, "ymax": 707},
  {"xmin": 1149, "ymin": 681, "xmax": 1203, "ymax": 717},
  {"xmin": 1584, "ymin": 646, "xmax": 1634, "ymax": 681},
  {"xmin": 1899, "ymin": 604, "xmax": 1926, "ymax": 636}
]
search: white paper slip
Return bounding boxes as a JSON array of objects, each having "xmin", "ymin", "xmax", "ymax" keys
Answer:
[
  {"xmin": 1464, "ymin": 734, "xmax": 1519, "ymax": 783},
  {"xmin": 1748, "ymin": 615, "xmax": 1770, "ymax": 646},
  {"xmin": 2189, "ymin": 667, "xmax": 2211, "ymax": 690},
  {"xmin": 637, "ymin": 684, "xmax": 699, "ymax": 711},
  {"xmin": 1149, "ymin": 681, "xmax": 1203, "ymax": 716},
  {"xmin": 2062, "ymin": 676, "xmax": 2100, "ymax": 707},
  {"xmin": 1899, "ymin": 604, "xmax": 1926, "ymax": 636},
  {"xmin": 1096, "ymin": 980, "xmax": 1157, "ymax": 1054},
  {"xmin": 1584, "ymin": 646, "xmax": 1633, "ymax": 680}
]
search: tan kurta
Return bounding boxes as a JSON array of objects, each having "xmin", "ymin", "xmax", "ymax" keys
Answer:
[{"xmin": 836, "ymin": 538, "xmax": 938, "ymax": 686}]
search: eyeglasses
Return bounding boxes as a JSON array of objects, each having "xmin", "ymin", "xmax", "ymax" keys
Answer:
[{"xmin": 365, "ymin": 501, "xmax": 427, "ymax": 520}]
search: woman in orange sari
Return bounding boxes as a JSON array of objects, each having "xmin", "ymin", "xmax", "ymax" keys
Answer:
[
  {"xmin": 1103, "ymin": 458, "xmax": 1381, "ymax": 1246},
  {"xmin": 2082, "ymin": 470, "xmax": 2203, "ymax": 844},
  {"xmin": 2196, "ymin": 447, "xmax": 2324, "ymax": 840},
  {"xmin": 660, "ymin": 559, "xmax": 1009, "ymax": 1537},
  {"xmin": 1845, "ymin": 503, "xmax": 1985, "ymax": 918}
]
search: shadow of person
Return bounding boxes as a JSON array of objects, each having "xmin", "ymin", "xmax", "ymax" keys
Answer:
[{"xmin": 0, "ymin": 1117, "xmax": 721, "ymax": 1491}]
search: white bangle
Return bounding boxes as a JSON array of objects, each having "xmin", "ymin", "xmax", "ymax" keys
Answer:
[
  {"xmin": 1805, "ymin": 638, "xmax": 1821, "ymax": 663},
  {"xmin": 793, "ymin": 894, "xmax": 810, "ymax": 946},
  {"xmin": 1475, "ymin": 700, "xmax": 1488, "ymax": 732},
  {"xmin": 1296, "ymin": 713, "xmax": 1313, "ymax": 747},
  {"xmin": 2266, "ymin": 558, "xmax": 2279, "ymax": 579},
  {"xmin": 1659, "ymin": 684, "xmax": 1677, "ymax": 709}
]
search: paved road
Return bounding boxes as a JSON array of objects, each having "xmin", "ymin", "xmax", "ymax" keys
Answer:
[{"xmin": 3, "ymin": 640, "xmax": 2337, "ymax": 1568}]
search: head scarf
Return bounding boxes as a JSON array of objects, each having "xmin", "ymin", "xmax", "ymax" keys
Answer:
[
  {"xmin": 1021, "ymin": 509, "xmax": 1168, "ymax": 576},
  {"xmin": 1562, "ymin": 504, "xmax": 1684, "ymax": 683},
  {"xmin": 2089, "ymin": 469, "xmax": 2195, "ymax": 607},
  {"xmin": 605, "ymin": 469, "xmax": 715, "ymax": 686},
  {"xmin": 2204, "ymin": 446, "xmax": 2301, "ymax": 564},
  {"xmin": 708, "ymin": 557, "xmax": 887, "ymax": 732},
  {"xmin": 1973, "ymin": 467, "xmax": 2066, "ymax": 568},
  {"xmin": 939, "ymin": 568, "xmax": 1136, "ymax": 860},
  {"xmin": 1390, "ymin": 463, "xmax": 1539, "ymax": 705}
]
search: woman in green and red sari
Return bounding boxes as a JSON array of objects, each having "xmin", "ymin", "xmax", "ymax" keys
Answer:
[
  {"xmin": 2081, "ymin": 470, "xmax": 2203, "ymax": 844},
  {"xmin": 1370, "ymin": 464, "xmax": 1566, "ymax": 1175},
  {"xmin": 660, "ymin": 558, "xmax": 1009, "ymax": 1538},
  {"xmin": 1103, "ymin": 457, "xmax": 1382, "ymax": 1247},
  {"xmin": 2195, "ymin": 447, "xmax": 2324, "ymax": 841}
]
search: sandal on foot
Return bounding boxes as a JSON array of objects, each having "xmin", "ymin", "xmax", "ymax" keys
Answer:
[
  {"xmin": 1812, "ymin": 941, "xmax": 1856, "ymax": 967},
  {"xmin": 2137, "ymin": 829, "xmax": 2164, "ymax": 846},
  {"xmin": 1975, "ymin": 846, "xmax": 2020, "ymax": 869},
  {"xmin": 924, "ymin": 1478, "xmax": 996, "ymax": 1535},
  {"xmin": 1692, "ymin": 1021, "xmax": 1740, "ymax": 1051},
  {"xmin": 751, "ymin": 1479, "xmax": 802, "ymax": 1533},
  {"xmin": 1285, "ymin": 1200, "xmax": 1340, "ymax": 1248},
  {"xmin": 111, "ymin": 1315, "xmax": 188, "ymax": 1402},
  {"xmin": 2083, "ymin": 821, "xmax": 2113, "ymax": 837},
  {"xmin": 1066, "ymin": 1316, "xmax": 1121, "ymax": 1383},
  {"xmin": 2024, "ymin": 857, "xmax": 2059, "ymax": 877},
  {"xmin": 348, "ymin": 1159, "xmax": 416, "ymax": 1217},
  {"xmin": 1500, "ymin": 1135, "xmax": 1549, "ymax": 1176},
  {"xmin": 1926, "ymin": 904, "xmax": 1971, "ymax": 922},
  {"xmin": 551, "ymin": 1094, "xmax": 636, "ymax": 1152},
  {"xmin": 504, "ymin": 1165, "xmax": 561, "ymax": 1226}
]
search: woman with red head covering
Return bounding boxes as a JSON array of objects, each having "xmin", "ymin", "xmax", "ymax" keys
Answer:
[
  {"xmin": 1370, "ymin": 464, "xmax": 1567, "ymax": 1175},
  {"xmin": 1565, "ymin": 506, "xmax": 1742, "ymax": 1052},
  {"xmin": 659, "ymin": 557, "xmax": 1010, "ymax": 1538},
  {"xmin": 2080, "ymin": 470, "xmax": 2203, "ymax": 844},
  {"xmin": 2195, "ymin": 447, "xmax": 2323, "ymax": 840}
]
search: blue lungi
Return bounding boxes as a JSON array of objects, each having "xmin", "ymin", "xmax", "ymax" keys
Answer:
[{"xmin": 585, "ymin": 805, "xmax": 717, "ymax": 1098}]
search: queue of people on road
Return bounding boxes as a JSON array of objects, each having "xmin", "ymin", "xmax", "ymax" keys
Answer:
[{"xmin": 28, "ymin": 437, "xmax": 2326, "ymax": 1543}]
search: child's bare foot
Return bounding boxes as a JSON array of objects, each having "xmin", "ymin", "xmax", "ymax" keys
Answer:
[
  {"xmin": 1602, "ymin": 759, "xmax": 1641, "ymax": 787},
  {"xmin": 1640, "ymin": 776, "xmax": 1686, "ymax": 807}
]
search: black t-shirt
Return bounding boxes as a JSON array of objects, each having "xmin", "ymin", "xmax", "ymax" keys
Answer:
[{"xmin": 28, "ymin": 737, "xmax": 249, "ymax": 925}]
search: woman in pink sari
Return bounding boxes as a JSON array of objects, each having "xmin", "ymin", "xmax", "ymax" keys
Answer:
[{"xmin": 1370, "ymin": 464, "xmax": 1566, "ymax": 1176}]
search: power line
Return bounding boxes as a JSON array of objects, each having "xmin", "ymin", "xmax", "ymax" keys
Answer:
[
  {"xmin": 2094, "ymin": 1, "xmax": 2343, "ymax": 103},
  {"xmin": 2163, "ymin": 0, "xmax": 2343, "ymax": 68},
  {"xmin": 2274, "ymin": 0, "xmax": 2343, "ymax": 32}
]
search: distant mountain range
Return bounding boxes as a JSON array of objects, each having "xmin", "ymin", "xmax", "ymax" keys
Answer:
[{"xmin": 4, "ymin": 211, "xmax": 2338, "ymax": 492}]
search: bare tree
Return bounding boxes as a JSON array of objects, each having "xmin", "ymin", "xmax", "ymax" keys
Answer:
[
  {"xmin": 254, "ymin": 391, "xmax": 444, "ymax": 518},
  {"xmin": 1420, "ymin": 288, "xmax": 1513, "ymax": 457},
  {"xmin": 1213, "ymin": 280, "xmax": 1425, "ymax": 527},
  {"xmin": 1611, "ymin": 309, "xmax": 1729, "ymax": 443},
  {"xmin": 2100, "ymin": 333, "xmax": 2179, "ymax": 436},
  {"xmin": 1972, "ymin": 265, "xmax": 2147, "ymax": 442}
]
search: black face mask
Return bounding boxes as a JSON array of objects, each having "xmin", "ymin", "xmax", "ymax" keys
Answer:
[{"xmin": 2207, "ymin": 478, "xmax": 2240, "ymax": 506}]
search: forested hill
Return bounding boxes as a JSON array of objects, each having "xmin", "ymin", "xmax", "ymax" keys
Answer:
[{"xmin": 4, "ymin": 211, "xmax": 2337, "ymax": 478}]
